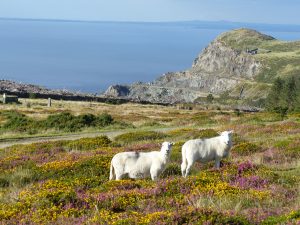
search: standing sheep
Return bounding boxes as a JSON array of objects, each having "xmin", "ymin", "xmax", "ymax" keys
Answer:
[
  {"xmin": 110, "ymin": 142, "xmax": 174, "ymax": 181},
  {"xmin": 181, "ymin": 130, "xmax": 233, "ymax": 177}
]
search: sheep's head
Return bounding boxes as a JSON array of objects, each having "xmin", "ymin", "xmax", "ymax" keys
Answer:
[
  {"xmin": 161, "ymin": 141, "xmax": 174, "ymax": 156},
  {"xmin": 219, "ymin": 130, "xmax": 234, "ymax": 145}
]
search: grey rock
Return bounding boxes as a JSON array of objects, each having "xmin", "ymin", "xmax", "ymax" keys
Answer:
[
  {"xmin": 104, "ymin": 85, "xmax": 130, "ymax": 97},
  {"xmin": 0, "ymin": 80, "xmax": 92, "ymax": 97},
  {"xmin": 102, "ymin": 29, "xmax": 270, "ymax": 104}
]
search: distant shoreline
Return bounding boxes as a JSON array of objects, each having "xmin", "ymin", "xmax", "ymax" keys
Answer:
[
  {"xmin": 0, "ymin": 80, "xmax": 169, "ymax": 105},
  {"xmin": 1, "ymin": 17, "xmax": 300, "ymax": 30}
]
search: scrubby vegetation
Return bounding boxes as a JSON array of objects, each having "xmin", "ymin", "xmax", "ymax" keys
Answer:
[
  {"xmin": 231, "ymin": 142, "xmax": 262, "ymax": 156},
  {"xmin": 266, "ymin": 76, "xmax": 300, "ymax": 118},
  {"xmin": 0, "ymin": 111, "xmax": 115, "ymax": 133},
  {"xmin": 65, "ymin": 136, "xmax": 112, "ymax": 151},
  {"xmin": 0, "ymin": 100, "xmax": 299, "ymax": 224},
  {"xmin": 167, "ymin": 128, "xmax": 218, "ymax": 140},
  {"xmin": 114, "ymin": 130, "xmax": 167, "ymax": 145}
]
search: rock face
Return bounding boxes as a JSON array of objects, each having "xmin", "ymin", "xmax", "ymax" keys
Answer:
[
  {"xmin": 104, "ymin": 85, "xmax": 130, "ymax": 97},
  {"xmin": 192, "ymin": 40, "xmax": 261, "ymax": 79},
  {"xmin": 0, "ymin": 79, "xmax": 137, "ymax": 103},
  {"xmin": 103, "ymin": 28, "xmax": 276, "ymax": 103},
  {"xmin": 0, "ymin": 80, "xmax": 104, "ymax": 102},
  {"xmin": 0, "ymin": 80, "xmax": 88, "ymax": 96}
]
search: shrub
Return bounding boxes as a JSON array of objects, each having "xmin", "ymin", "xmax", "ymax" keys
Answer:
[
  {"xmin": 168, "ymin": 128, "xmax": 218, "ymax": 139},
  {"xmin": 167, "ymin": 128, "xmax": 197, "ymax": 138},
  {"xmin": 41, "ymin": 155, "xmax": 111, "ymax": 181},
  {"xmin": 266, "ymin": 76, "xmax": 300, "ymax": 115},
  {"xmin": 41, "ymin": 112, "xmax": 114, "ymax": 132},
  {"xmin": 66, "ymin": 136, "xmax": 112, "ymax": 151},
  {"xmin": 206, "ymin": 94, "xmax": 214, "ymax": 103},
  {"xmin": 41, "ymin": 112, "xmax": 80, "ymax": 132},
  {"xmin": 0, "ymin": 111, "xmax": 36, "ymax": 132},
  {"xmin": 71, "ymin": 156, "xmax": 111, "ymax": 178},
  {"xmin": 77, "ymin": 113, "xmax": 97, "ymax": 127},
  {"xmin": 198, "ymin": 129, "xmax": 219, "ymax": 139},
  {"xmin": 161, "ymin": 163, "xmax": 182, "ymax": 178},
  {"xmin": 114, "ymin": 131, "xmax": 167, "ymax": 145},
  {"xmin": 231, "ymin": 142, "xmax": 262, "ymax": 156},
  {"xmin": 95, "ymin": 113, "xmax": 114, "ymax": 127}
]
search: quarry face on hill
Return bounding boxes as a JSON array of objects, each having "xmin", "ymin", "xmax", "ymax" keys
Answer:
[{"xmin": 104, "ymin": 28, "xmax": 299, "ymax": 104}]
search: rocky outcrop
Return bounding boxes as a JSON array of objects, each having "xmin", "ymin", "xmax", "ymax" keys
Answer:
[
  {"xmin": 103, "ymin": 28, "xmax": 270, "ymax": 104},
  {"xmin": 104, "ymin": 85, "xmax": 130, "ymax": 97},
  {"xmin": 191, "ymin": 40, "xmax": 261, "ymax": 78},
  {"xmin": 0, "ymin": 80, "xmax": 85, "ymax": 96},
  {"xmin": 0, "ymin": 80, "xmax": 118, "ymax": 103},
  {"xmin": 0, "ymin": 80, "xmax": 167, "ymax": 105}
]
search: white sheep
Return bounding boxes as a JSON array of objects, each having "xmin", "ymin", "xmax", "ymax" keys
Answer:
[
  {"xmin": 109, "ymin": 142, "xmax": 174, "ymax": 181},
  {"xmin": 181, "ymin": 130, "xmax": 233, "ymax": 177}
]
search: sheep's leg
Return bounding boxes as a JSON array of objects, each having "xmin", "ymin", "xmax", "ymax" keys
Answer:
[
  {"xmin": 150, "ymin": 168, "xmax": 160, "ymax": 181},
  {"xmin": 150, "ymin": 171, "xmax": 159, "ymax": 181},
  {"xmin": 151, "ymin": 174, "xmax": 158, "ymax": 181},
  {"xmin": 215, "ymin": 158, "xmax": 221, "ymax": 169},
  {"xmin": 181, "ymin": 162, "xmax": 187, "ymax": 177},
  {"xmin": 184, "ymin": 162, "xmax": 193, "ymax": 178},
  {"xmin": 115, "ymin": 172, "xmax": 124, "ymax": 180},
  {"xmin": 181, "ymin": 146, "xmax": 188, "ymax": 177}
]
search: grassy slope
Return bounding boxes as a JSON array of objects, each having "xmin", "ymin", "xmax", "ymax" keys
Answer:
[
  {"xmin": 218, "ymin": 28, "xmax": 300, "ymax": 83},
  {"xmin": 0, "ymin": 101, "xmax": 300, "ymax": 224},
  {"xmin": 0, "ymin": 98, "xmax": 232, "ymax": 139},
  {"xmin": 0, "ymin": 99, "xmax": 177, "ymax": 139}
]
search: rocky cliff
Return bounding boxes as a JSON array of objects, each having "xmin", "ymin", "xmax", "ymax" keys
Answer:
[
  {"xmin": 0, "ymin": 80, "xmax": 122, "ymax": 103},
  {"xmin": 103, "ymin": 28, "xmax": 299, "ymax": 104},
  {"xmin": 0, "ymin": 80, "xmax": 92, "ymax": 97}
]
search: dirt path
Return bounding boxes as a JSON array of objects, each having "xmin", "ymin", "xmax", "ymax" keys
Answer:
[{"xmin": 0, "ymin": 127, "xmax": 174, "ymax": 149}]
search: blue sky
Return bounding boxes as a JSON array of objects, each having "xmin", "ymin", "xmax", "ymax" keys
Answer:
[{"xmin": 0, "ymin": 0, "xmax": 299, "ymax": 24}]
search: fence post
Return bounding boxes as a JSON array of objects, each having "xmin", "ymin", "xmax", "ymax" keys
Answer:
[
  {"xmin": 3, "ymin": 93, "xmax": 6, "ymax": 104},
  {"xmin": 48, "ymin": 98, "xmax": 51, "ymax": 107}
]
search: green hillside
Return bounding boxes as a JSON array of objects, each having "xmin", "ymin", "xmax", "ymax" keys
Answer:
[{"xmin": 219, "ymin": 28, "xmax": 300, "ymax": 82}]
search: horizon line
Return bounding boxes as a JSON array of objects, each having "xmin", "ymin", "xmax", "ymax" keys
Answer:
[{"xmin": 1, "ymin": 17, "xmax": 300, "ymax": 27}]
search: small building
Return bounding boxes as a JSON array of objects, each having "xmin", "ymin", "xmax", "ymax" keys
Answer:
[
  {"xmin": 246, "ymin": 48, "xmax": 259, "ymax": 55},
  {"xmin": 0, "ymin": 93, "xmax": 19, "ymax": 104}
]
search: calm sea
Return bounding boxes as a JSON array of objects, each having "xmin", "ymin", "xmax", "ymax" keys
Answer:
[{"xmin": 1, "ymin": 19, "xmax": 300, "ymax": 93}]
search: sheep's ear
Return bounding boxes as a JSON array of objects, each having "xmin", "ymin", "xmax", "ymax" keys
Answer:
[
  {"xmin": 217, "ymin": 131, "xmax": 221, "ymax": 135},
  {"xmin": 171, "ymin": 142, "xmax": 175, "ymax": 146},
  {"xmin": 229, "ymin": 130, "xmax": 234, "ymax": 134}
]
